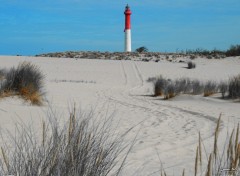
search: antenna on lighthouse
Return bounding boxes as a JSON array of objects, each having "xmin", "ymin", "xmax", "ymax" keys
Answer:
[{"xmin": 124, "ymin": 4, "xmax": 132, "ymax": 52}]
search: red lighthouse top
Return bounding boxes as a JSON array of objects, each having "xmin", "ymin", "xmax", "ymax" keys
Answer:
[{"xmin": 124, "ymin": 4, "xmax": 132, "ymax": 30}]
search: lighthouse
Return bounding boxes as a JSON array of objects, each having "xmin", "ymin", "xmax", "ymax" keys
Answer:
[{"xmin": 124, "ymin": 4, "xmax": 132, "ymax": 52}]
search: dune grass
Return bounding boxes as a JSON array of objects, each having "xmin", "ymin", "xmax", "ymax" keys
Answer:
[
  {"xmin": 229, "ymin": 74, "xmax": 240, "ymax": 99},
  {"xmin": 0, "ymin": 105, "xmax": 239, "ymax": 175},
  {"xmin": 0, "ymin": 62, "xmax": 44, "ymax": 105},
  {"xmin": 203, "ymin": 81, "xmax": 218, "ymax": 97},
  {"xmin": 158, "ymin": 115, "xmax": 240, "ymax": 176},
  {"xmin": 150, "ymin": 74, "xmax": 240, "ymax": 100},
  {"xmin": 195, "ymin": 116, "xmax": 240, "ymax": 176},
  {"xmin": 0, "ymin": 107, "xmax": 130, "ymax": 176}
]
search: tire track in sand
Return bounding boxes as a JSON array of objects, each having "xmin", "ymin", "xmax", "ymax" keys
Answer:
[
  {"xmin": 97, "ymin": 60, "xmax": 219, "ymax": 175},
  {"xmin": 106, "ymin": 61, "xmax": 217, "ymax": 144},
  {"xmin": 121, "ymin": 60, "xmax": 128, "ymax": 85}
]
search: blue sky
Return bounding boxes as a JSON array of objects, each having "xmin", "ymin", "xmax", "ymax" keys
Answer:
[{"xmin": 0, "ymin": 0, "xmax": 240, "ymax": 55}]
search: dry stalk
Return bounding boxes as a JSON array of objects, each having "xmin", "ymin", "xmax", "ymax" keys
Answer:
[
  {"xmin": 214, "ymin": 115, "xmax": 221, "ymax": 160},
  {"xmin": 199, "ymin": 132, "xmax": 202, "ymax": 165},
  {"xmin": 42, "ymin": 120, "xmax": 46, "ymax": 147},
  {"xmin": 71, "ymin": 146, "xmax": 74, "ymax": 166},
  {"xmin": 235, "ymin": 123, "xmax": 239, "ymax": 154},
  {"xmin": 195, "ymin": 146, "xmax": 199, "ymax": 176},
  {"xmin": 77, "ymin": 130, "xmax": 82, "ymax": 148},
  {"xmin": 206, "ymin": 154, "xmax": 212, "ymax": 176},
  {"xmin": 86, "ymin": 133, "xmax": 92, "ymax": 151},
  {"xmin": 182, "ymin": 169, "xmax": 185, "ymax": 176},
  {"xmin": 72, "ymin": 103, "xmax": 76, "ymax": 134},
  {"xmin": 1, "ymin": 147, "xmax": 9, "ymax": 173},
  {"xmin": 228, "ymin": 129, "xmax": 234, "ymax": 160},
  {"xmin": 50, "ymin": 144, "xmax": 59, "ymax": 169},
  {"xmin": 68, "ymin": 113, "xmax": 73, "ymax": 144},
  {"xmin": 96, "ymin": 148, "xmax": 103, "ymax": 166},
  {"xmin": 164, "ymin": 171, "xmax": 167, "ymax": 176},
  {"xmin": 233, "ymin": 143, "xmax": 240, "ymax": 169}
]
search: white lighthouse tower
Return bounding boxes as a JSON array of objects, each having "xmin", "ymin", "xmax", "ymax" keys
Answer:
[{"xmin": 124, "ymin": 4, "xmax": 132, "ymax": 52}]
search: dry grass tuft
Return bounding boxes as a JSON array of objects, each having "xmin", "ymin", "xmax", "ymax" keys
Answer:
[
  {"xmin": 0, "ymin": 62, "xmax": 44, "ymax": 105},
  {"xmin": 150, "ymin": 74, "xmax": 240, "ymax": 100},
  {"xmin": 203, "ymin": 81, "xmax": 217, "ymax": 97},
  {"xmin": 159, "ymin": 115, "xmax": 240, "ymax": 176},
  {"xmin": 0, "ymin": 107, "xmax": 130, "ymax": 175},
  {"xmin": 228, "ymin": 74, "xmax": 240, "ymax": 99}
]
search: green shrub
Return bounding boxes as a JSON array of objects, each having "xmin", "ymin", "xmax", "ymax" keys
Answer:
[{"xmin": 135, "ymin": 46, "xmax": 148, "ymax": 53}]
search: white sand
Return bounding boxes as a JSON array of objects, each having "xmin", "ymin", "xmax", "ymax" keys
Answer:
[{"xmin": 0, "ymin": 55, "xmax": 240, "ymax": 175}]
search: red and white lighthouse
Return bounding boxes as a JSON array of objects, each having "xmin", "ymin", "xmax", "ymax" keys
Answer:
[{"xmin": 124, "ymin": 4, "xmax": 132, "ymax": 52}]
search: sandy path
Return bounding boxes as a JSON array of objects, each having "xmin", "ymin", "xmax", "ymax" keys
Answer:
[{"xmin": 95, "ymin": 61, "xmax": 219, "ymax": 175}]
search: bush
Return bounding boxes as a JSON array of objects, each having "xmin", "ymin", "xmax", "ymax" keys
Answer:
[
  {"xmin": 191, "ymin": 80, "xmax": 204, "ymax": 95},
  {"xmin": 219, "ymin": 81, "xmax": 228, "ymax": 98},
  {"xmin": 203, "ymin": 81, "xmax": 217, "ymax": 97},
  {"xmin": 163, "ymin": 83, "xmax": 175, "ymax": 99},
  {"xmin": 150, "ymin": 75, "xmax": 240, "ymax": 100},
  {"xmin": 187, "ymin": 61, "xmax": 196, "ymax": 69},
  {"xmin": 152, "ymin": 77, "xmax": 205, "ymax": 99},
  {"xmin": 228, "ymin": 74, "xmax": 240, "ymax": 99},
  {"xmin": 174, "ymin": 78, "xmax": 191, "ymax": 94},
  {"xmin": 1, "ymin": 62, "xmax": 44, "ymax": 105},
  {"xmin": 0, "ymin": 69, "xmax": 6, "ymax": 92},
  {"xmin": 0, "ymin": 69, "xmax": 6, "ymax": 80},
  {"xmin": 190, "ymin": 55, "xmax": 196, "ymax": 59},
  {"xmin": 226, "ymin": 45, "xmax": 240, "ymax": 56},
  {"xmin": 153, "ymin": 76, "xmax": 168, "ymax": 96},
  {"xmin": 135, "ymin": 46, "xmax": 148, "ymax": 53},
  {"xmin": 0, "ymin": 108, "xmax": 127, "ymax": 176}
]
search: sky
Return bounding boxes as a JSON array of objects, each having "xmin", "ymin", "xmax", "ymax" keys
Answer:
[{"xmin": 0, "ymin": 0, "xmax": 240, "ymax": 55}]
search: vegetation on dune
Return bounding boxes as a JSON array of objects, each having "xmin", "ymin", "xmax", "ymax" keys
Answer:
[
  {"xmin": 149, "ymin": 74, "xmax": 240, "ymax": 100},
  {"xmin": 184, "ymin": 115, "xmax": 240, "ymax": 176},
  {"xmin": 0, "ymin": 107, "xmax": 130, "ymax": 176},
  {"xmin": 0, "ymin": 107, "xmax": 239, "ymax": 175},
  {"xmin": 229, "ymin": 74, "xmax": 240, "ymax": 99},
  {"xmin": 185, "ymin": 44, "xmax": 240, "ymax": 58},
  {"xmin": 226, "ymin": 45, "xmax": 240, "ymax": 57},
  {"xmin": 36, "ymin": 44, "xmax": 240, "ymax": 61},
  {"xmin": 187, "ymin": 61, "xmax": 196, "ymax": 69},
  {"xmin": 0, "ymin": 62, "xmax": 44, "ymax": 105},
  {"xmin": 203, "ymin": 81, "xmax": 218, "ymax": 97},
  {"xmin": 135, "ymin": 46, "xmax": 148, "ymax": 53},
  {"xmin": 152, "ymin": 114, "xmax": 240, "ymax": 176},
  {"xmin": 219, "ymin": 81, "xmax": 228, "ymax": 99},
  {"xmin": 185, "ymin": 48, "xmax": 226, "ymax": 59}
]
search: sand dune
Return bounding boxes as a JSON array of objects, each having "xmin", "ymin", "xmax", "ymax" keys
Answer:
[{"xmin": 0, "ymin": 55, "xmax": 240, "ymax": 175}]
